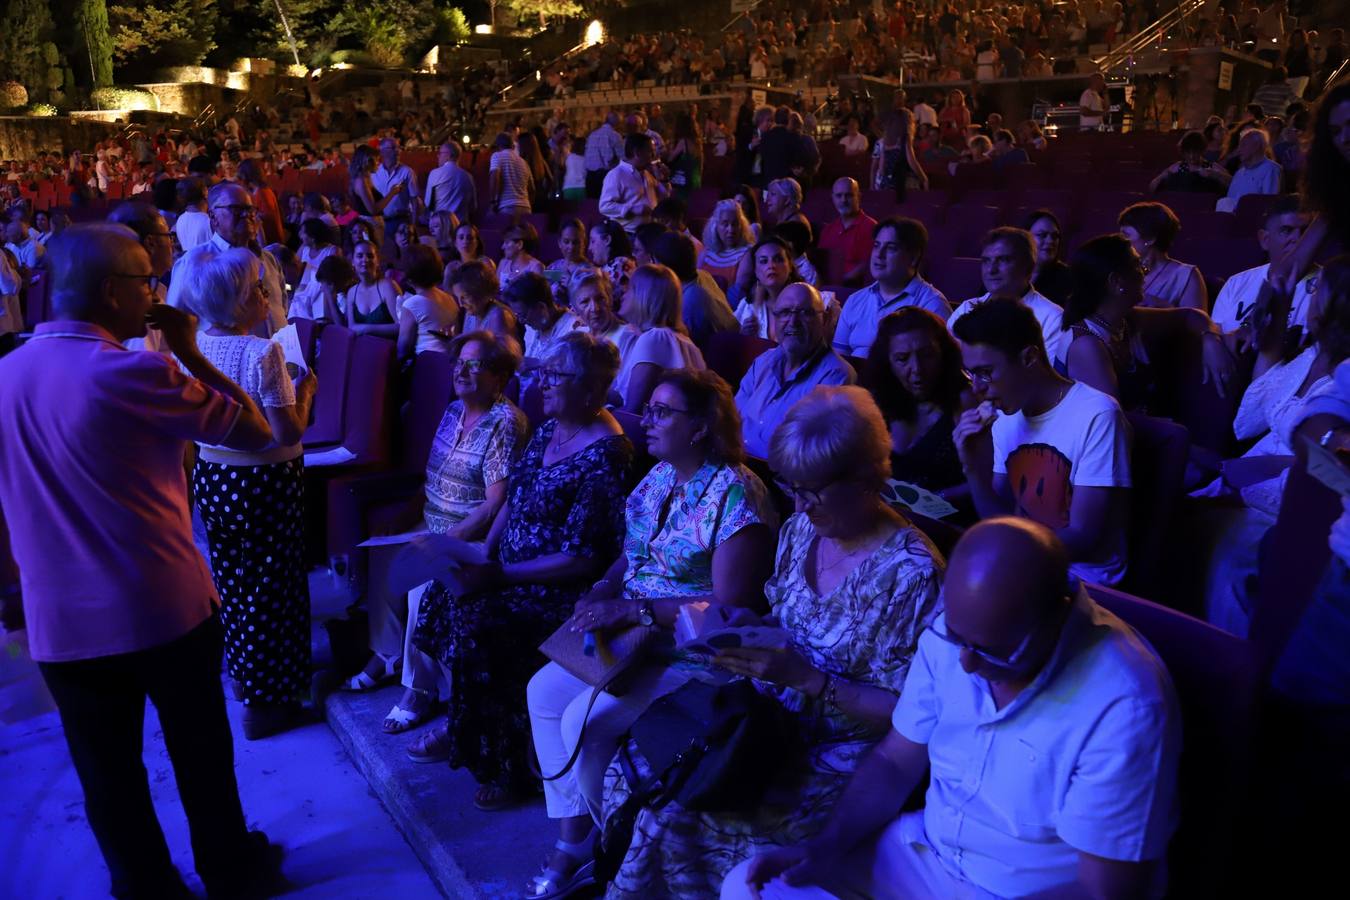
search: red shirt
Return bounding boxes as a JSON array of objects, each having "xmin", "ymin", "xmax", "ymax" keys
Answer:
[
  {"xmin": 819, "ymin": 212, "xmax": 878, "ymax": 283},
  {"xmin": 0, "ymin": 322, "xmax": 240, "ymax": 661}
]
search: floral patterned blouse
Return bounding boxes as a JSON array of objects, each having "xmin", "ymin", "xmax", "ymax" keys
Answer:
[
  {"xmin": 422, "ymin": 398, "xmax": 527, "ymax": 534},
  {"xmin": 765, "ymin": 511, "xmax": 945, "ymax": 772},
  {"xmin": 621, "ymin": 460, "xmax": 778, "ymax": 600}
]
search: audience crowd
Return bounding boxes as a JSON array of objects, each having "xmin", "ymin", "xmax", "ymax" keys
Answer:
[{"xmin": 1, "ymin": 3, "xmax": 1348, "ymax": 898}]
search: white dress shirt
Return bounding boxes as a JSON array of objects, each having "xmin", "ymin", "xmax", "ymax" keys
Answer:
[
  {"xmin": 948, "ymin": 287, "xmax": 1070, "ymax": 365},
  {"xmin": 371, "ymin": 162, "xmax": 419, "ymax": 220},
  {"xmin": 599, "ymin": 161, "xmax": 665, "ymax": 233}
]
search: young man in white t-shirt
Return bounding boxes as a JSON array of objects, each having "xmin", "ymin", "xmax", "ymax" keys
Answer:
[
  {"xmin": 951, "ymin": 298, "xmax": 1132, "ymax": 585},
  {"xmin": 1211, "ymin": 194, "xmax": 1318, "ymax": 333}
]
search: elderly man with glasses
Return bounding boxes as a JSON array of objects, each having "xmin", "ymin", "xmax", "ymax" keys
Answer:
[
  {"xmin": 734, "ymin": 283, "xmax": 856, "ymax": 459},
  {"xmin": 171, "ymin": 181, "xmax": 287, "ymax": 334},
  {"xmin": 725, "ymin": 517, "xmax": 1180, "ymax": 900}
]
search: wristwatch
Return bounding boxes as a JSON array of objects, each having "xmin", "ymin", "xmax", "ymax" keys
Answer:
[
  {"xmin": 636, "ymin": 600, "xmax": 655, "ymax": 628},
  {"xmin": 1321, "ymin": 428, "xmax": 1339, "ymax": 449}
]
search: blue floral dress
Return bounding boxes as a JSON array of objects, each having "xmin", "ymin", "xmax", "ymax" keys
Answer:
[
  {"xmin": 602, "ymin": 512, "xmax": 945, "ymax": 898},
  {"xmin": 412, "ymin": 420, "xmax": 632, "ymax": 792}
]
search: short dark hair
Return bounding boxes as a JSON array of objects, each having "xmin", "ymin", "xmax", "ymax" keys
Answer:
[
  {"xmin": 981, "ymin": 227, "xmax": 1036, "ymax": 272},
  {"xmin": 951, "ymin": 296, "xmax": 1048, "ymax": 362},
  {"xmin": 873, "ymin": 217, "xmax": 928, "ymax": 262},
  {"xmin": 449, "ymin": 259, "xmax": 499, "ymax": 298},
  {"xmin": 634, "ymin": 222, "xmax": 669, "ymax": 254},
  {"xmin": 992, "ymin": 129, "xmax": 1015, "ymax": 144},
  {"xmin": 624, "ymin": 131, "xmax": 654, "ymax": 159},
  {"xmin": 299, "ymin": 217, "xmax": 335, "ymax": 246},
  {"xmin": 1020, "ymin": 208, "xmax": 1062, "ymax": 234},
  {"xmin": 1118, "ymin": 201, "xmax": 1181, "ymax": 252},
  {"xmin": 591, "ymin": 219, "xmax": 633, "ymax": 258},
  {"xmin": 151, "ymin": 178, "xmax": 178, "ymax": 211},
  {"xmin": 178, "ymin": 175, "xmax": 207, "ymax": 206},
  {"xmin": 502, "ymin": 270, "xmax": 555, "ymax": 310},
  {"xmin": 450, "ymin": 329, "xmax": 521, "ymax": 382},
  {"xmin": 106, "ymin": 201, "xmax": 166, "ymax": 240},
  {"xmin": 772, "ymin": 220, "xmax": 813, "ymax": 257},
  {"xmin": 315, "ymin": 254, "xmax": 357, "ymax": 289},
  {"xmin": 1262, "ymin": 194, "xmax": 1304, "ymax": 227},
  {"xmin": 505, "ymin": 221, "xmax": 539, "ymax": 253},
  {"xmin": 403, "ymin": 244, "xmax": 445, "ymax": 289},
  {"xmin": 655, "ymin": 368, "xmax": 746, "ymax": 466},
  {"xmin": 1064, "ymin": 234, "xmax": 1139, "ymax": 327},
  {"xmin": 651, "ymin": 231, "xmax": 699, "ymax": 282},
  {"xmin": 1178, "ymin": 130, "xmax": 1207, "ymax": 155},
  {"xmin": 652, "ymin": 196, "xmax": 688, "ymax": 226}
]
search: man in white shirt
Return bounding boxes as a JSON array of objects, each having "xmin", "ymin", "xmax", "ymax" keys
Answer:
[
  {"xmin": 599, "ymin": 133, "xmax": 669, "ymax": 235},
  {"xmin": 726, "ymin": 517, "xmax": 1180, "ymax": 900},
  {"xmin": 1211, "ymin": 194, "xmax": 1317, "ymax": 332},
  {"xmin": 912, "ymin": 95, "xmax": 938, "ymax": 127},
  {"xmin": 174, "ymin": 176, "xmax": 214, "ymax": 252},
  {"xmin": 832, "ymin": 218, "xmax": 951, "ymax": 358},
  {"xmin": 951, "ymin": 298, "xmax": 1132, "ymax": 586},
  {"xmin": 171, "ymin": 182, "xmax": 287, "ymax": 334},
  {"xmin": 1216, "ymin": 128, "xmax": 1283, "ymax": 213},
  {"xmin": 370, "ymin": 137, "xmax": 419, "ymax": 239},
  {"xmin": 423, "ymin": 141, "xmax": 477, "ymax": 224},
  {"xmin": 0, "ymin": 242, "xmax": 20, "ymax": 352},
  {"xmin": 1078, "ymin": 73, "xmax": 1107, "ymax": 130},
  {"xmin": 4, "ymin": 217, "xmax": 45, "ymax": 273},
  {"xmin": 948, "ymin": 227, "xmax": 1071, "ymax": 365},
  {"xmin": 736, "ymin": 284, "xmax": 856, "ymax": 458}
]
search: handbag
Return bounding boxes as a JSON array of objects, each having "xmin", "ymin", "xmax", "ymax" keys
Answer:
[{"xmin": 595, "ymin": 678, "xmax": 799, "ymax": 883}]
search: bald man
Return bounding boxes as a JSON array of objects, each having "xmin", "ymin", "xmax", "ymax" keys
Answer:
[
  {"xmin": 734, "ymin": 283, "xmax": 856, "ymax": 458},
  {"xmin": 817, "ymin": 178, "xmax": 877, "ymax": 286},
  {"xmin": 1217, "ymin": 129, "xmax": 1282, "ymax": 213},
  {"xmin": 725, "ymin": 518, "xmax": 1180, "ymax": 900},
  {"xmin": 0, "ymin": 224, "xmax": 280, "ymax": 898}
]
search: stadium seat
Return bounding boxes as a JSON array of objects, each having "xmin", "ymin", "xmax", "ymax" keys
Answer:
[
  {"xmin": 703, "ymin": 331, "xmax": 774, "ymax": 389},
  {"xmin": 1123, "ymin": 413, "xmax": 1190, "ymax": 600},
  {"xmin": 925, "ymin": 256, "xmax": 983, "ymax": 305}
]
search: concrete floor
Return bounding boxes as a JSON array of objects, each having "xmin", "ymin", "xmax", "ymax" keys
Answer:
[{"xmin": 0, "ymin": 569, "xmax": 443, "ymax": 900}]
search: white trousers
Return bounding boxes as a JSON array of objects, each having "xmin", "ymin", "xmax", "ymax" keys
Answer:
[
  {"xmin": 368, "ymin": 548, "xmax": 444, "ymax": 698},
  {"xmin": 719, "ymin": 812, "xmax": 997, "ymax": 900},
  {"xmin": 527, "ymin": 660, "xmax": 693, "ymax": 822}
]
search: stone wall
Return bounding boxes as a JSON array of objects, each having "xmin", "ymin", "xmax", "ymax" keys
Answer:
[{"xmin": 0, "ymin": 117, "xmax": 118, "ymax": 158}]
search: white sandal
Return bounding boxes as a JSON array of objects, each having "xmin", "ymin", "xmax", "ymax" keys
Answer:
[
  {"xmin": 339, "ymin": 653, "xmax": 399, "ymax": 692},
  {"xmin": 524, "ymin": 831, "xmax": 596, "ymax": 900},
  {"xmin": 382, "ymin": 691, "xmax": 435, "ymax": 734}
]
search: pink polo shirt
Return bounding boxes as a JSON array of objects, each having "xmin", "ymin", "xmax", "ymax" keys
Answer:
[{"xmin": 0, "ymin": 322, "xmax": 241, "ymax": 662}]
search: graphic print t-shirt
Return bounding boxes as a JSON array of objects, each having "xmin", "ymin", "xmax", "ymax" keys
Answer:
[{"xmin": 992, "ymin": 381, "xmax": 1132, "ymax": 585}]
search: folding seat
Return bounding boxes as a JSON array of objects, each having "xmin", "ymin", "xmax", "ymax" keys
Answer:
[
  {"xmin": 1122, "ymin": 413, "xmax": 1190, "ymax": 600},
  {"xmin": 924, "ymin": 256, "xmax": 983, "ymax": 306},
  {"xmin": 302, "ymin": 324, "xmax": 355, "ymax": 450},
  {"xmin": 702, "ymin": 331, "xmax": 775, "ymax": 390},
  {"xmin": 942, "ymin": 204, "xmax": 999, "ymax": 257},
  {"xmin": 613, "ymin": 410, "xmax": 655, "ymax": 486},
  {"xmin": 1234, "ymin": 192, "xmax": 1280, "ymax": 237},
  {"xmin": 22, "ymin": 270, "xmax": 50, "ymax": 331}
]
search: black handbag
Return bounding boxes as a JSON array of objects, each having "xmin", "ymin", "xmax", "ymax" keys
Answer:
[{"xmin": 595, "ymin": 678, "xmax": 799, "ymax": 882}]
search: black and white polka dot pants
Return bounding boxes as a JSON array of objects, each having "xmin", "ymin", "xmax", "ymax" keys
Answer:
[{"xmin": 193, "ymin": 457, "xmax": 311, "ymax": 708}]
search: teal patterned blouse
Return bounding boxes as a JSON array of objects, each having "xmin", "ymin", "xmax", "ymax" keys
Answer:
[{"xmin": 621, "ymin": 460, "xmax": 778, "ymax": 600}]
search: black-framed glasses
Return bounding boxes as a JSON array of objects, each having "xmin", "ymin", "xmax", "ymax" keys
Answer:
[
  {"xmin": 539, "ymin": 367, "xmax": 582, "ymax": 387},
  {"xmin": 213, "ymin": 204, "xmax": 258, "ymax": 218},
  {"xmin": 110, "ymin": 272, "xmax": 160, "ymax": 292},
  {"xmin": 639, "ymin": 401, "xmax": 691, "ymax": 425},
  {"xmin": 454, "ymin": 358, "xmax": 485, "ymax": 374},
  {"xmin": 773, "ymin": 476, "xmax": 827, "ymax": 508},
  {"xmin": 771, "ymin": 306, "xmax": 821, "ymax": 322}
]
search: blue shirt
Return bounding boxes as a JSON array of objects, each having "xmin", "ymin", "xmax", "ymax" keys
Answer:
[
  {"xmin": 735, "ymin": 344, "xmax": 856, "ymax": 459},
  {"xmin": 832, "ymin": 277, "xmax": 952, "ymax": 358}
]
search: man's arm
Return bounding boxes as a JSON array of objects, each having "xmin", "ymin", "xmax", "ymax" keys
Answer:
[{"xmin": 1058, "ymin": 485, "xmax": 1124, "ymax": 565}]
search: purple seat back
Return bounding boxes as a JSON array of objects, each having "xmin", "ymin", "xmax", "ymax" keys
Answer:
[
  {"xmin": 341, "ymin": 334, "xmax": 396, "ymax": 466},
  {"xmin": 925, "ymin": 256, "xmax": 983, "ymax": 307},
  {"xmin": 303, "ymin": 325, "xmax": 354, "ymax": 448},
  {"xmin": 703, "ymin": 331, "xmax": 775, "ymax": 390},
  {"xmin": 1124, "ymin": 413, "xmax": 1190, "ymax": 600},
  {"xmin": 400, "ymin": 351, "xmax": 456, "ymax": 474}
]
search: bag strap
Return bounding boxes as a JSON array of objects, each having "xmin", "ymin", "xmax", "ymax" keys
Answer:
[{"xmin": 530, "ymin": 630, "xmax": 651, "ymax": 782}]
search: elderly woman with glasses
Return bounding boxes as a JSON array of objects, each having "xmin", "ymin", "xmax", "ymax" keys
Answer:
[
  {"xmin": 171, "ymin": 243, "xmax": 319, "ymax": 740},
  {"xmin": 525, "ymin": 367, "xmax": 778, "ymax": 900},
  {"xmin": 406, "ymin": 331, "xmax": 634, "ymax": 812},
  {"xmin": 348, "ymin": 332, "xmax": 529, "ymax": 733},
  {"xmin": 601, "ymin": 385, "xmax": 944, "ymax": 898}
]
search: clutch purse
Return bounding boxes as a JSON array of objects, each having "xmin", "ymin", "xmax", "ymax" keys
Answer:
[{"xmin": 538, "ymin": 621, "xmax": 665, "ymax": 697}]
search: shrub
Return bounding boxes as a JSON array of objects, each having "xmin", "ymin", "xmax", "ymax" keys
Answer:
[
  {"xmin": 0, "ymin": 81, "xmax": 28, "ymax": 110},
  {"xmin": 90, "ymin": 86, "xmax": 160, "ymax": 111},
  {"xmin": 26, "ymin": 102, "xmax": 58, "ymax": 117}
]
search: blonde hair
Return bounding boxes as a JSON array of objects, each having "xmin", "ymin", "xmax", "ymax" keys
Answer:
[
  {"xmin": 701, "ymin": 199, "xmax": 755, "ymax": 253},
  {"xmin": 169, "ymin": 244, "xmax": 260, "ymax": 328},
  {"xmin": 769, "ymin": 386, "xmax": 892, "ymax": 487},
  {"xmin": 625, "ymin": 263, "xmax": 684, "ymax": 331}
]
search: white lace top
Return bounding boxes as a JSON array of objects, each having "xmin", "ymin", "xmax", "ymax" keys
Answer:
[{"xmin": 191, "ymin": 333, "xmax": 300, "ymax": 466}]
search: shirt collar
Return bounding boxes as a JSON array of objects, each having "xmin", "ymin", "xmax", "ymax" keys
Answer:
[
  {"xmin": 32, "ymin": 320, "xmax": 124, "ymax": 347},
  {"xmin": 774, "ymin": 342, "xmax": 832, "ymax": 382},
  {"xmin": 977, "ymin": 583, "xmax": 1096, "ymax": 723},
  {"xmin": 876, "ymin": 277, "xmax": 920, "ymax": 305}
]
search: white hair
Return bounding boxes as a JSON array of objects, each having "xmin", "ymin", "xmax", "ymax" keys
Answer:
[
  {"xmin": 769, "ymin": 386, "xmax": 892, "ymax": 486},
  {"xmin": 168, "ymin": 244, "xmax": 259, "ymax": 328}
]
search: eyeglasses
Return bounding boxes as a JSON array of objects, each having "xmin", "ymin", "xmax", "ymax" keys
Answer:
[
  {"xmin": 773, "ymin": 476, "xmax": 828, "ymax": 508},
  {"xmin": 539, "ymin": 367, "xmax": 582, "ymax": 387},
  {"xmin": 213, "ymin": 204, "xmax": 258, "ymax": 218},
  {"xmin": 639, "ymin": 401, "xmax": 691, "ymax": 425},
  {"xmin": 110, "ymin": 272, "xmax": 161, "ymax": 292},
  {"xmin": 454, "ymin": 358, "xmax": 485, "ymax": 374},
  {"xmin": 771, "ymin": 306, "xmax": 820, "ymax": 322},
  {"xmin": 927, "ymin": 599, "xmax": 1065, "ymax": 670}
]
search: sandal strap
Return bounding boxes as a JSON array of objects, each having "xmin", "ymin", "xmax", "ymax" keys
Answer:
[{"xmin": 384, "ymin": 704, "xmax": 419, "ymax": 726}]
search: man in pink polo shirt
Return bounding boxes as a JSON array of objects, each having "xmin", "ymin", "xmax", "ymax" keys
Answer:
[
  {"xmin": 817, "ymin": 177, "xmax": 878, "ymax": 286},
  {"xmin": 0, "ymin": 224, "xmax": 280, "ymax": 899}
]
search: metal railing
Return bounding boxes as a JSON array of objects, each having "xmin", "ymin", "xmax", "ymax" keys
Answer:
[{"xmin": 1094, "ymin": 0, "xmax": 1208, "ymax": 73}]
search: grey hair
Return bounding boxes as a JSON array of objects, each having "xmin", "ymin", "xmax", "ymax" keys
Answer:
[
  {"xmin": 544, "ymin": 330, "xmax": 620, "ymax": 406},
  {"xmin": 768, "ymin": 178, "xmax": 803, "ymax": 210},
  {"xmin": 170, "ymin": 243, "xmax": 259, "ymax": 328},
  {"xmin": 48, "ymin": 223, "xmax": 142, "ymax": 319},
  {"xmin": 769, "ymin": 386, "xmax": 892, "ymax": 488}
]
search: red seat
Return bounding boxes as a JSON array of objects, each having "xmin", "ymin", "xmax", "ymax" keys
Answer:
[
  {"xmin": 22, "ymin": 270, "xmax": 50, "ymax": 331},
  {"xmin": 1122, "ymin": 413, "xmax": 1189, "ymax": 601},
  {"xmin": 942, "ymin": 204, "xmax": 999, "ymax": 256},
  {"xmin": 702, "ymin": 331, "xmax": 775, "ymax": 389},
  {"xmin": 613, "ymin": 409, "xmax": 655, "ymax": 485},
  {"xmin": 1176, "ymin": 237, "xmax": 1265, "ymax": 282},
  {"xmin": 1233, "ymin": 192, "xmax": 1281, "ymax": 237},
  {"xmin": 341, "ymin": 334, "xmax": 397, "ymax": 467},
  {"xmin": 302, "ymin": 325, "xmax": 354, "ymax": 449},
  {"xmin": 925, "ymin": 256, "xmax": 983, "ymax": 306}
]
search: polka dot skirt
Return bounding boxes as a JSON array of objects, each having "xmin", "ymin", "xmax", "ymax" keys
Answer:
[{"xmin": 193, "ymin": 458, "xmax": 312, "ymax": 708}]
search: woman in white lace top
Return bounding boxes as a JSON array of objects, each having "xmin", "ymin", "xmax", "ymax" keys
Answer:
[{"xmin": 173, "ymin": 243, "xmax": 318, "ymax": 740}]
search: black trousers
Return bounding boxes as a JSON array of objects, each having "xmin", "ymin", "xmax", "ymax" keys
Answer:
[{"xmin": 38, "ymin": 615, "xmax": 254, "ymax": 899}]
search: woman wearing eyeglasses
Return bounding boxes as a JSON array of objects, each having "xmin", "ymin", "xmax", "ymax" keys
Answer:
[
  {"xmin": 600, "ymin": 385, "xmax": 943, "ymax": 898},
  {"xmin": 171, "ymin": 243, "xmax": 319, "ymax": 740},
  {"xmin": 525, "ymin": 367, "xmax": 778, "ymax": 900},
  {"xmin": 348, "ymin": 331, "xmax": 528, "ymax": 733},
  {"xmin": 406, "ymin": 331, "xmax": 633, "ymax": 813}
]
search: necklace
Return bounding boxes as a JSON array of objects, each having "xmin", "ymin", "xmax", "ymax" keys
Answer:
[{"xmin": 551, "ymin": 420, "xmax": 585, "ymax": 451}]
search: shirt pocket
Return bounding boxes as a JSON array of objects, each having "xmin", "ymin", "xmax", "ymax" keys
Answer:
[{"xmin": 990, "ymin": 734, "xmax": 1060, "ymax": 842}]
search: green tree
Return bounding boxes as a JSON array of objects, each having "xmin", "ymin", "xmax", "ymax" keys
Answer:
[
  {"xmin": 332, "ymin": 0, "xmax": 440, "ymax": 67},
  {"xmin": 109, "ymin": 0, "xmax": 219, "ymax": 70},
  {"xmin": 499, "ymin": 0, "xmax": 584, "ymax": 23},
  {"xmin": 72, "ymin": 0, "xmax": 115, "ymax": 87},
  {"xmin": 0, "ymin": 0, "xmax": 59, "ymax": 99}
]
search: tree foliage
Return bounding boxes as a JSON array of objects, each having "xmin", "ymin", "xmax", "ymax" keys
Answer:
[
  {"xmin": 499, "ymin": 0, "xmax": 585, "ymax": 21},
  {"xmin": 109, "ymin": 0, "xmax": 219, "ymax": 69},
  {"xmin": 331, "ymin": 0, "xmax": 440, "ymax": 67},
  {"xmin": 72, "ymin": 0, "xmax": 115, "ymax": 87},
  {"xmin": 0, "ymin": 0, "xmax": 58, "ymax": 99}
]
